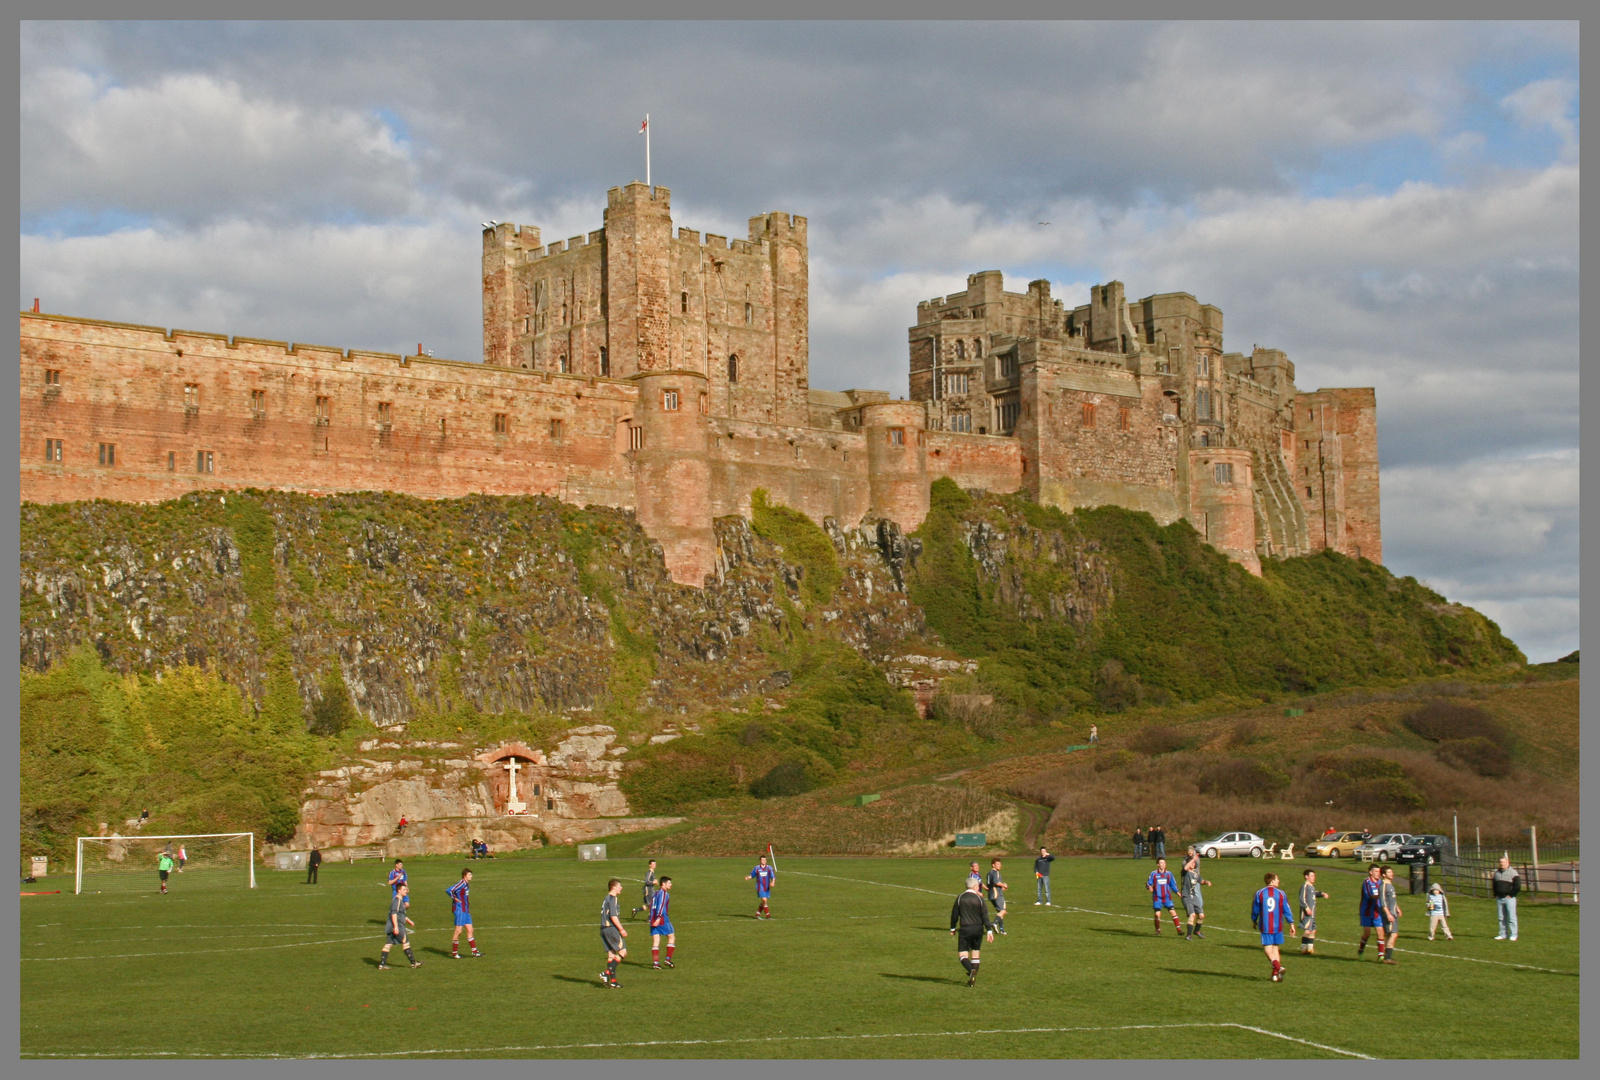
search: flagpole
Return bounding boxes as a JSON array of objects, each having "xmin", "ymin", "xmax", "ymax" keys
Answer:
[{"xmin": 645, "ymin": 113, "xmax": 651, "ymax": 188}]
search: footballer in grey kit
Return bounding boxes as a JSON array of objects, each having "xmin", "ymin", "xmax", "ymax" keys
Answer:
[
  {"xmin": 1180, "ymin": 849, "xmax": 1211, "ymax": 939},
  {"xmin": 984, "ymin": 859, "xmax": 1008, "ymax": 935},
  {"xmin": 1298, "ymin": 869, "xmax": 1330, "ymax": 954},
  {"xmin": 599, "ymin": 879, "xmax": 628, "ymax": 988}
]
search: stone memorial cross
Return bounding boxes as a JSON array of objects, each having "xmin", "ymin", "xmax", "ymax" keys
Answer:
[{"xmin": 504, "ymin": 758, "xmax": 526, "ymax": 814}]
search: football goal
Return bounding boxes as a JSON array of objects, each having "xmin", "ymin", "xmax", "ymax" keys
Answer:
[{"xmin": 75, "ymin": 833, "xmax": 256, "ymax": 894}]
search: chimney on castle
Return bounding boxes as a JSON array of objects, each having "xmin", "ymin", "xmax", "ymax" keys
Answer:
[
  {"xmin": 418, "ymin": 343, "xmax": 423, "ymax": 356},
  {"xmin": 32, "ymin": 298, "xmax": 40, "ymax": 313}
]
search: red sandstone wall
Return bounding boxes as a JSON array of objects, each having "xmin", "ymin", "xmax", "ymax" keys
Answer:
[
  {"xmin": 20, "ymin": 313, "xmax": 638, "ymax": 508},
  {"xmin": 706, "ymin": 418, "xmax": 872, "ymax": 527},
  {"xmin": 924, "ymin": 430, "xmax": 1022, "ymax": 494}
]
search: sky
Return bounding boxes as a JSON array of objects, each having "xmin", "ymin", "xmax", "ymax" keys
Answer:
[{"xmin": 18, "ymin": 21, "xmax": 1579, "ymax": 661}]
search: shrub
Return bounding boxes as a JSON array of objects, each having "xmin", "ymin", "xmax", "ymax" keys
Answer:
[
  {"xmin": 930, "ymin": 692, "xmax": 1010, "ymax": 741},
  {"xmin": 1437, "ymin": 736, "xmax": 1513, "ymax": 778},
  {"xmin": 749, "ymin": 489, "xmax": 842, "ymax": 605},
  {"xmin": 1403, "ymin": 699, "xmax": 1513, "ymax": 750},
  {"xmin": 1131, "ymin": 725, "xmax": 1192, "ymax": 756},
  {"xmin": 1196, "ymin": 758, "xmax": 1289, "ymax": 799},
  {"xmin": 750, "ymin": 760, "xmax": 814, "ymax": 799},
  {"xmin": 1094, "ymin": 659, "xmax": 1144, "ymax": 712},
  {"xmin": 1228, "ymin": 718, "xmax": 1262, "ymax": 748},
  {"xmin": 739, "ymin": 721, "xmax": 772, "ymax": 747},
  {"xmin": 1309, "ymin": 753, "xmax": 1427, "ymax": 811},
  {"xmin": 1095, "ymin": 748, "xmax": 1135, "ymax": 773},
  {"xmin": 308, "ymin": 666, "xmax": 359, "ymax": 736}
]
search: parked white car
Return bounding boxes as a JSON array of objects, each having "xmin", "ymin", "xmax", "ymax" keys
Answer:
[
  {"xmin": 1196, "ymin": 832, "xmax": 1267, "ymax": 858},
  {"xmin": 1353, "ymin": 833, "xmax": 1412, "ymax": 861}
]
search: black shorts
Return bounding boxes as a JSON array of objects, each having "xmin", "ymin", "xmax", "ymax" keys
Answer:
[
  {"xmin": 957, "ymin": 930, "xmax": 984, "ymax": 953},
  {"xmin": 159, "ymin": 870, "xmax": 169, "ymax": 881}
]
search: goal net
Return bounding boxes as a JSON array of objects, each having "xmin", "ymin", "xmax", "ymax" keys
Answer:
[{"xmin": 76, "ymin": 833, "xmax": 256, "ymax": 894}]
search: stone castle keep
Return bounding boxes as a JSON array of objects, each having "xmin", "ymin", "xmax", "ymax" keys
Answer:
[{"xmin": 19, "ymin": 181, "xmax": 1380, "ymax": 579}]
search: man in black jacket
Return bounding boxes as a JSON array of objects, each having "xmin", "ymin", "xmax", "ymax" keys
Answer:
[
  {"xmin": 950, "ymin": 880, "xmax": 996, "ymax": 986},
  {"xmin": 1133, "ymin": 828, "xmax": 1145, "ymax": 859},
  {"xmin": 1492, "ymin": 857, "xmax": 1521, "ymax": 941},
  {"xmin": 1034, "ymin": 847, "xmax": 1056, "ymax": 905},
  {"xmin": 306, "ymin": 845, "xmax": 321, "ymax": 885},
  {"xmin": 1150, "ymin": 825, "xmax": 1167, "ymax": 860}
]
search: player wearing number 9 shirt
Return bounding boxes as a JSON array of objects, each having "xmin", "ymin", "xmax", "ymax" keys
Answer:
[{"xmin": 1252, "ymin": 872, "xmax": 1295, "ymax": 982}]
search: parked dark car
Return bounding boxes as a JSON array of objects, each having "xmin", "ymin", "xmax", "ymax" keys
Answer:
[{"xmin": 1396, "ymin": 835, "xmax": 1451, "ymax": 865}]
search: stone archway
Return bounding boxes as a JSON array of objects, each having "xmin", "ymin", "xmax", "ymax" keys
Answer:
[{"xmin": 476, "ymin": 742, "xmax": 548, "ymax": 815}]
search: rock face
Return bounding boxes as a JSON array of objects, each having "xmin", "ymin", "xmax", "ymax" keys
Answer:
[
  {"xmin": 290, "ymin": 725, "xmax": 682, "ymax": 858},
  {"xmin": 18, "ymin": 493, "xmax": 928, "ymax": 730}
]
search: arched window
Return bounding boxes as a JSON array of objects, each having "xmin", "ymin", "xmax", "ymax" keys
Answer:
[
  {"xmin": 744, "ymin": 302, "xmax": 753, "ymax": 325},
  {"xmin": 599, "ymin": 347, "xmax": 609, "ymax": 376},
  {"xmin": 681, "ymin": 292, "xmax": 689, "ymax": 314},
  {"xmin": 956, "ymin": 340, "xmax": 965, "ymax": 360},
  {"xmin": 558, "ymin": 354, "xmax": 570, "ymax": 374},
  {"xmin": 727, "ymin": 354, "xmax": 739, "ymax": 383},
  {"xmin": 975, "ymin": 339, "xmax": 984, "ymax": 358}
]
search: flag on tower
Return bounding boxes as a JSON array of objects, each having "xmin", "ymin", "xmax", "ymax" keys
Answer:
[
  {"xmin": 639, "ymin": 117, "xmax": 648, "ymax": 134},
  {"xmin": 639, "ymin": 114, "xmax": 651, "ymax": 186}
]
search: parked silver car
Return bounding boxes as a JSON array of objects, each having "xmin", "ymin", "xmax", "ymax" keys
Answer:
[
  {"xmin": 1353, "ymin": 833, "xmax": 1412, "ymax": 861},
  {"xmin": 1196, "ymin": 832, "xmax": 1266, "ymax": 858}
]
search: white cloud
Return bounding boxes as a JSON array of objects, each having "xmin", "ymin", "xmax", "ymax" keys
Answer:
[{"xmin": 1501, "ymin": 77, "xmax": 1579, "ymax": 160}]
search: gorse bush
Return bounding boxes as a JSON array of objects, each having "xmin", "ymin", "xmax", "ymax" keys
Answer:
[
  {"xmin": 908, "ymin": 480, "xmax": 1523, "ymax": 713},
  {"xmin": 1308, "ymin": 754, "xmax": 1426, "ymax": 811},
  {"xmin": 20, "ymin": 647, "xmax": 320, "ymax": 859},
  {"xmin": 1437, "ymin": 736, "xmax": 1513, "ymax": 778},
  {"xmin": 750, "ymin": 488, "xmax": 842, "ymax": 605},
  {"xmin": 750, "ymin": 760, "xmax": 813, "ymax": 799},
  {"xmin": 1196, "ymin": 758, "xmax": 1290, "ymax": 799},
  {"xmin": 1130, "ymin": 725, "xmax": 1193, "ymax": 756}
]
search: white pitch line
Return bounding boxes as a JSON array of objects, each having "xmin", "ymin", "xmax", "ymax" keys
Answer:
[
  {"xmin": 21, "ymin": 934, "xmax": 376, "ymax": 961},
  {"xmin": 20, "ymin": 1021, "xmax": 1374, "ymax": 1060},
  {"xmin": 1050, "ymin": 904, "xmax": 1576, "ymax": 976}
]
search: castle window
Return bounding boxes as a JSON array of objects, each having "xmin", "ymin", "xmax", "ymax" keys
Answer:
[
  {"xmin": 44, "ymin": 439, "xmax": 62, "ymax": 462},
  {"xmin": 546, "ymin": 797, "xmax": 554, "ymax": 810},
  {"xmin": 558, "ymin": 354, "xmax": 570, "ymax": 374},
  {"xmin": 493, "ymin": 412, "xmax": 510, "ymax": 434},
  {"xmin": 951, "ymin": 411, "xmax": 971, "ymax": 433},
  {"xmin": 315, "ymin": 396, "xmax": 331, "ymax": 425},
  {"xmin": 1198, "ymin": 432, "xmax": 1210, "ymax": 447},
  {"xmin": 1197, "ymin": 354, "xmax": 1211, "ymax": 377},
  {"xmin": 1145, "ymin": 322, "xmax": 1156, "ymax": 345},
  {"xmin": 887, "ymin": 427, "xmax": 905, "ymax": 446},
  {"xmin": 377, "ymin": 402, "xmax": 392, "ymax": 427},
  {"xmin": 728, "ymin": 355, "xmax": 739, "ymax": 383},
  {"xmin": 1213, "ymin": 463, "xmax": 1234, "ymax": 484},
  {"xmin": 1081, "ymin": 403, "xmax": 1096, "ymax": 428},
  {"xmin": 550, "ymin": 418, "xmax": 564, "ymax": 440},
  {"xmin": 681, "ymin": 292, "xmax": 689, "ymax": 314},
  {"xmin": 1120, "ymin": 334, "xmax": 1128, "ymax": 353},
  {"xmin": 1119, "ymin": 408, "xmax": 1131, "ymax": 432},
  {"xmin": 662, "ymin": 390, "xmax": 680, "ymax": 412},
  {"xmin": 44, "ymin": 369, "xmax": 61, "ymax": 386},
  {"xmin": 599, "ymin": 347, "xmax": 609, "ymax": 377},
  {"xmin": 167, "ymin": 451, "xmax": 175, "ymax": 471},
  {"xmin": 1307, "ymin": 486, "xmax": 1314, "ymax": 498},
  {"xmin": 998, "ymin": 400, "xmax": 1020, "ymax": 433},
  {"xmin": 744, "ymin": 302, "xmax": 753, "ymax": 325},
  {"xmin": 1196, "ymin": 389, "xmax": 1211, "ymax": 420},
  {"xmin": 98, "ymin": 443, "xmax": 115, "ymax": 466},
  {"xmin": 184, "ymin": 383, "xmax": 201, "ymax": 414},
  {"xmin": 440, "ymin": 418, "xmax": 447, "ymax": 435},
  {"xmin": 999, "ymin": 353, "xmax": 1017, "ymax": 378},
  {"xmin": 251, "ymin": 389, "xmax": 266, "ymax": 418},
  {"xmin": 1100, "ymin": 286, "xmax": 1109, "ymax": 305},
  {"xmin": 944, "ymin": 373, "xmax": 968, "ymax": 396},
  {"xmin": 956, "ymin": 340, "xmax": 965, "ymax": 360},
  {"xmin": 975, "ymin": 340, "xmax": 984, "ymax": 358},
  {"xmin": 629, "ymin": 426, "xmax": 644, "ymax": 451},
  {"xmin": 562, "ymin": 303, "xmax": 568, "ymax": 325},
  {"xmin": 196, "ymin": 449, "xmax": 213, "ymax": 474}
]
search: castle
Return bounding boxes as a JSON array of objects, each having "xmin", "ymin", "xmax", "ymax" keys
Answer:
[{"xmin": 19, "ymin": 181, "xmax": 1379, "ymax": 582}]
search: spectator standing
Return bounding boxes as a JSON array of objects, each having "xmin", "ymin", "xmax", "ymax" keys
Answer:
[
  {"xmin": 1033, "ymin": 847, "xmax": 1056, "ymax": 905},
  {"xmin": 1132, "ymin": 828, "xmax": 1145, "ymax": 860},
  {"xmin": 1492, "ymin": 857, "xmax": 1520, "ymax": 941},
  {"xmin": 307, "ymin": 845, "xmax": 321, "ymax": 885},
  {"xmin": 1322, "ymin": 825, "xmax": 1338, "ymax": 839},
  {"xmin": 1089, "ymin": 724, "xmax": 1099, "ymax": 745},
  {"xmin": 1425, "ymin": 883, "xmax": 1453, "ymax": 941},
  {"xmin": 1151, "ymin": 825, "xmax": 1167, "ymax": 860}
]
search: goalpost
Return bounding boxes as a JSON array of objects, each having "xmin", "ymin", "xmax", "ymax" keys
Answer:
[{"xmin": 75, "ymin": 833, "xmax": 256, "ymax": 894}]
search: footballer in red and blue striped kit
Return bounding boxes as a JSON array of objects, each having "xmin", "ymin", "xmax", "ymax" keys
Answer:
[
  {"xmin": 748, "ymin": 855, "xmax": 776, "ymax": 919},
  {"xmin": 1252, "ymin": 872, "xmax": 1295, "ymax": 981},
  {"xmin": 448, "ymin": 869, "xmax": 479, "ymax": 958},
  {"xmin": 649, "ymin": 876, "xmax": 676, "ymax": 968},
  {"xmin": 1146, "ymin": 859, "xmax": 1182, "ymax": 933}
]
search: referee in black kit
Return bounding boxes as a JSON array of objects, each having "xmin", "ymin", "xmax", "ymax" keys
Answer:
[{"xmin": 950, "ymin": 878, "xmax": 996, "ymax": 987}]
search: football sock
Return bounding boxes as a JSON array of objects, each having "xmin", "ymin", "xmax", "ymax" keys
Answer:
[
  {"xmin": 652, "ymin": 948, "xmax": 659, "ymax": 964},
  {"xmin": 403, "ymin": 947, "xmax": 415, "ymax": 963},
  {"xmin": 960, "ymin": 957, "xmax": 973, "ymax": 973},
  {"xmin": 452, "ymin": 942, "xmax": 459, "ymax": 955},
  {"xmin": 970, "ymin": 959, "xmax": 980, "ymax": 973},
  {"xmin": 666, "ymin": 945, "xmax": 675, "ymax": 959},
  {"xmin": 606, "ymin": 960, "xmax": 618, "ymax": 980},
  {"xmin": 468, "ymin": 938, "xmax": 475, "ymax": 951}
]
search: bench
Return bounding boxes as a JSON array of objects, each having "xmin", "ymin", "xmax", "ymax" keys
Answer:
[{"xmin": 345, "ymin": 845, "xmax": 387, "ymax": 863}]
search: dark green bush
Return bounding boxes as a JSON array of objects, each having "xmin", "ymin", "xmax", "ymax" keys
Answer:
[
  {"xmin": 1130, "ymin": 725, "xmax": 1193, "ymax": 756},
  {"xmin": 1094, "ymin": 659, "xmax": 1144, "ymax": 712},
  {"xmin": 1437, "ymin": 736, "xmax": 1513, "ymax": 778},
  {"xmin": 1404, "ymin": 699, "xmax": 1513, "ymax": 750},
  {"xmin": 1309, "ymin": 753, "xmax": 1426, "ymax": 811},
  {"xmin": 308, "ymin": 666, "xmax": 358, "ymax": 736},
  {"xmin": 1196, "ymin": 758, "xmax": 1290, "ymax": 799},
  {"xmin": 750, "ymin": 760, "xmax": 814, "ymax": 799},
  {"xmin": 750, "ymin": 488, "xmax": 842, "ymax": 605}
]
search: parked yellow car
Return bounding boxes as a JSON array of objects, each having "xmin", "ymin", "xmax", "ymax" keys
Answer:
[{"xmin": 1306, "ymin": 831, "xmax": 1367, "ymax": 858}]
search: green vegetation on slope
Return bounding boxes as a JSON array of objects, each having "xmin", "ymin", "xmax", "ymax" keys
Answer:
[
  {"xmin": 749, "ymin": 488, "xmax": 842, "ymax": 605},
  {"xmin": 910, "ymin": 478, "xmax": 1523, "ymax": 715},
  {"xmin": 21, "ymin": 647, "xmax": 321, "ymax": 861}
]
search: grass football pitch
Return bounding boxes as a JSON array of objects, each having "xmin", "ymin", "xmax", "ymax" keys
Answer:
[{"xmin": 21, "ymin": 851, "xmax": 1578, "ymax": 1059}]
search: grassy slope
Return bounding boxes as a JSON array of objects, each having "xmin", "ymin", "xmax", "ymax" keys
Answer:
[{"xmin": 21, "ymin": 853, "xmax": 1576, "ymax": 1059}]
